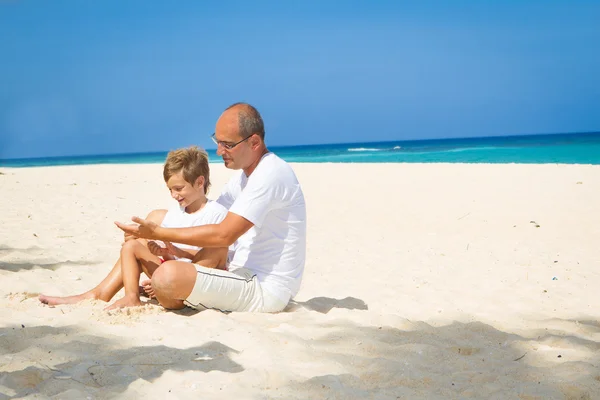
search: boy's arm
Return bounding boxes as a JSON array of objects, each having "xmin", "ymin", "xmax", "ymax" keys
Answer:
[
  {"xmin": 165, "ymin": 243, "xmax": 199, "ymax": 261},
  {"xmin": 190, "ymin": 246, "xmax": 229, "ymax": 270},
  {"xmin": 147, "ymin": 209, "xmax": 168, "ymax": 224}
]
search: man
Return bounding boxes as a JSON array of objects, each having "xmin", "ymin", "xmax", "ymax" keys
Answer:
[{"xmin": 116, "ymin": 103, "xmax": 307, "ymax": 313}]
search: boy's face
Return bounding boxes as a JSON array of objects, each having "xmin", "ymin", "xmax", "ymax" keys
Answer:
[{"xmin": 166, "ymin": 171, "xmax": 204, "ymax": 208}]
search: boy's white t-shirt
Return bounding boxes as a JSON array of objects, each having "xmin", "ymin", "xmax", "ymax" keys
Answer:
[
  {"xmin": 216, "ymin": 152, "xmax": 307, "ymax": 302},
  {"xmin": 161, "ymin": 200, "xmax": 228, "ymax": 262}
]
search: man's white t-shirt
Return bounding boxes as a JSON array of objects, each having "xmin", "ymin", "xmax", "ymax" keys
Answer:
[
  {"xmin": 216, "ymin": 152, "xmax": 307, "ymax": 302},
  {"xmin": 161, "ymin": 200, "xmax": 228, "ymax": 262}
]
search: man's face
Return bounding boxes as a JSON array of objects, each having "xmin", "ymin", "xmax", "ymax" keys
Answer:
[{"xmin": 213, "ymin": 115, "xmax": 251, "ymax": 170}]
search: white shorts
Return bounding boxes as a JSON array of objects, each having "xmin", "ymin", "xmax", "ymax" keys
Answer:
[{"xmin": 184, "ymin": 264, "xmax": 289, "ymax": 313}]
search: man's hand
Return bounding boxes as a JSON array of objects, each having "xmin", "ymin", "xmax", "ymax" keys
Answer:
[
  {"xmin": 115, "ymin": 217, "xmax": 159, "ymax": 240},
  {"xmin": 123, "ymin": 231, "xmax": 137, "ymax": 243}
]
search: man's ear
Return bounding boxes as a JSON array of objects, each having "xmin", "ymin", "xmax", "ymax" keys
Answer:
[{"xmin": 250, "ymin": 134, "xmax": 262, "ymax": 149}]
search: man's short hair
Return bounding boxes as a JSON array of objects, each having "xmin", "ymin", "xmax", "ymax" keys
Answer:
[
  {"xmin": 163, "ymin": 146, "xmax": 211, "ymax": 193},
  {"xmin": 226, "ymin": 102, "xmax": 265, "ymax": 140}
]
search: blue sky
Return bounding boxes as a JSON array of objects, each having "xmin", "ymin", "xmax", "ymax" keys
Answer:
[{"xmin": 1, "ymin": 1, "xmax": 599, "ymax": 159}]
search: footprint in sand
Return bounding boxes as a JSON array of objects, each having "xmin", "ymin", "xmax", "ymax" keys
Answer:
[{"xmin": 450, "ymin": 346, "xmax": 481, "ymax": 356}]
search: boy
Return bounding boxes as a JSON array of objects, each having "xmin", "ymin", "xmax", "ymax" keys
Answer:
[{"xmin": 39, "ymin": 146, "xmax": 229, "ymax": 310}]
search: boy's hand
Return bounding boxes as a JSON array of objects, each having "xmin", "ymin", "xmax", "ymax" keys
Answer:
[
  {"xmin": 115, "ymin": 217, "xmax": 158, "ymax": 239},
  {"xmin": 148, "ymin": 241, "xmax": 170, "ymax": 257},
  {"xmin": 164, "ymin": 241, "xmax": 186, "ymax": 259}
]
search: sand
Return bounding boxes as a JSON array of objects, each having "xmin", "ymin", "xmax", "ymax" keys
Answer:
[{"xmin": 1, "ymin": 162, "xmax": 599, "ymax": 399}]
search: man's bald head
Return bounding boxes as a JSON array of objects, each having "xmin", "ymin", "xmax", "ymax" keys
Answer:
[{"xmin": 222, "ymin": 102, "xmax": 265, "ymax": 140}]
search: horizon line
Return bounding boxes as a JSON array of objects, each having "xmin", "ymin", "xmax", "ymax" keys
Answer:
[{"xmin": 1, "ymin": 130, "xmax": 599, "ymax": 162}]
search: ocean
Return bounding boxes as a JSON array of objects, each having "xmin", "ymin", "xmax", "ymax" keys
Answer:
[{"xmin": 1, "ymin": 132, "xmax": 599, "ymax": 167}]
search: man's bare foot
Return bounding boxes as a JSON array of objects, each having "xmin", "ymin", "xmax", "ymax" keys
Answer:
[
  {"xmin": 105, "ymin": 295, "xmax": 142, "ymax": 311},
  {"xmin": 39, "ymin": 292, "xmax": 97, "ymax": 306}
]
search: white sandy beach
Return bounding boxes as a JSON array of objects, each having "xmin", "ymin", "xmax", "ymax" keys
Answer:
[{"xmin": 1, "ymin": 162, "xmax": 600, "ymax": 399}]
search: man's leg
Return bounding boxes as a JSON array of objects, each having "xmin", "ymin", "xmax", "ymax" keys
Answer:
[
  {"xmin": 105, "ymin": 240, "xmax": 163, "ymax": 310},
  {"xmin": 149, "ymin": 246, "xmax": 230, "ymax": 310},
  {"xmin": 150, "ymin": 261, "xmax": 198, "ymax": 310},
  {"xmin": 151, "ymin": 261, "xmax": 268, "ymax": 312}
]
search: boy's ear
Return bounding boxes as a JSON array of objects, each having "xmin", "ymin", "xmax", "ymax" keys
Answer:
[{"xmin": 195, "ymin": 176, "xmax": 205, "ymax": 190}]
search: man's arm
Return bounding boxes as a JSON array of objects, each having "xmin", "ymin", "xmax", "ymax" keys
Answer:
[{"xmin": 116, "ymin": 212, "xmax": 253, "ymax": 248}]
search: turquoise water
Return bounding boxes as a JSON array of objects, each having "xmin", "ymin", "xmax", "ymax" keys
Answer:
[{"xmin": 1, "ymin": 132, "xmax": 599, "ymax": 167}]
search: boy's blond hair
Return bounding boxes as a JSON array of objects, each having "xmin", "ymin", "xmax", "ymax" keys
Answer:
[{"xmin": 163, "ymin": 146, "xmax": 211, "ymax": 194}]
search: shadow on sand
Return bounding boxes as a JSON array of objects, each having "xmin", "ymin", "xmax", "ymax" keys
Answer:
[
  {"xmin": 285, "ymin": 296, "xmax": 368, "ymax": 314},
  {"xmin": 264, "ymin": 318, "xmax": 600, "ymax": 399},
  {"xmin": 0, "ymin": 245, "xmax": 100, "ymax": 272},
  {"xmin": 0, "ymin": 325, "xmax": 243, "ymax": 398},
  {"xmin": 2, "ymin": 296, "xmax": 599, "ymax": 398}
]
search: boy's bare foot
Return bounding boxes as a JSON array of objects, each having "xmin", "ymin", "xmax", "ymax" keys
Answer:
[
  {"xmin": 138, "ymin": 285, "xmax": 150, "ymax": 298},
  {"xmin": 105, "ymin": 295, "xmax": 142, "ymax": 311},
  {"xmin": 39, "ymin": 292, "xmax": 97, "ymax": 306},
  {"xmin": 140, "ymin": 279, "xmax": 155, "ymax": 299}
]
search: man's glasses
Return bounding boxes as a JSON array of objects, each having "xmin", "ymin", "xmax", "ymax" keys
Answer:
[{"xmin": 211, "ymin": 133, "xmax": 254, "ymax": 150}]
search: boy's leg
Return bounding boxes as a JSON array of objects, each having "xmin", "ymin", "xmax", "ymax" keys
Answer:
[
  {"xmin": 39, "ymin": 256, "xmax": 126, "ymax": 305},
  {"xmin": 105, "ymin": 239, "xmax": 163, "ymax": 310},
  {"xmin": 39, "ymin": 209, "xmax": 167, "ymax": 306}
]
